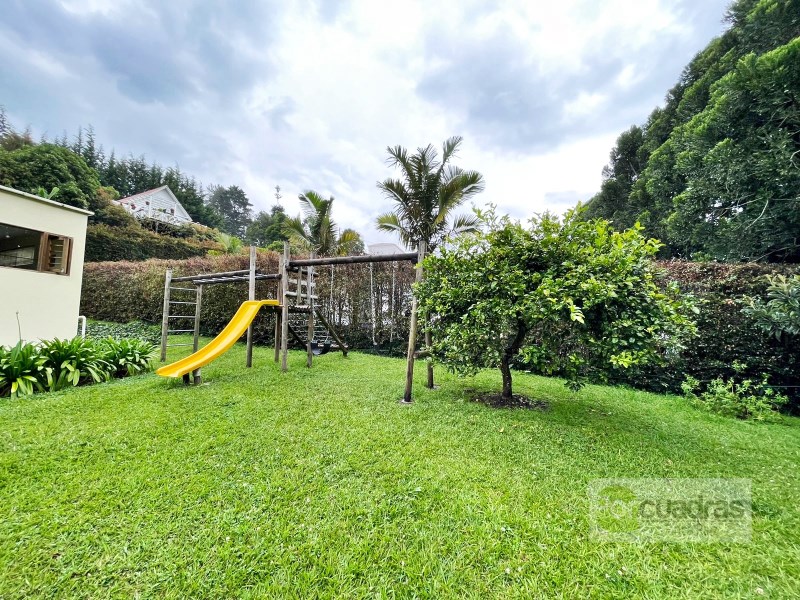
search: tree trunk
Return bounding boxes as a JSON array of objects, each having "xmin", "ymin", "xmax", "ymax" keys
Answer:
[
  {"xmin": 500, "ymin": 354, "xmax": 513, "ymax": 399},
  {"xmin": 500, "ymin": 319, "xmax": 527, "ymax": 400}
]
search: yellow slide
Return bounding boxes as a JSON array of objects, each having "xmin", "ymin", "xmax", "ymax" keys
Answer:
[{"xmin": 156, "ymin": 300, "xmax": 279, "ymax": 378}]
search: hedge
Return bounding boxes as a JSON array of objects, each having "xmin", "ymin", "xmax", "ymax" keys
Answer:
[
  {"xmin": 608, "ymin": 261, "xmax": 800, "ymax": 409},
  {"xmin": 85, "ymin": 224, "xmax": 211, "ymax": 262}
]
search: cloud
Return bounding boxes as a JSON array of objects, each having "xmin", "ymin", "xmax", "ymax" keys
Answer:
[{"xmin": 0, "ymin": 0, "xmax": 731, "ymax": 245}]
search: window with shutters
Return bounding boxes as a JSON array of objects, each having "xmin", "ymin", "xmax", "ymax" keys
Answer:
[{"xmin": 0, "ymin": 222, "xmax": 72, "ymax": 275}]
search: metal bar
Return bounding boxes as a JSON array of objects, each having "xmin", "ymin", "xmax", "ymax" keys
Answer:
[
  {"xmin": 160, "ymin": 268, "xmax": 172, "ymax": 362},
  {"xmin": 168, "ymin": 329, "xmax": 195, "ymax": 333},
  {"xmin": 169, "ymin": 287, "xmax": 197, "ymax": 292},
  {"xmin": 193, "ymin": 284, "xmax": 203, "ymax": 353},
  {"xmin": 169, "ymin": 301, "xmax": 196, "ymax": 305},
  {"xmin": 289, "ymin": 252, "xmax": 418, "ymax": 269},
  {"xmin": 168, "ymin": 315, "xmax": 195, "ymax": 319},
  {"xmin": 171, "ymin": 269, "xmax": 251, "ymax": 282},
  {"xmin": 167, "ymin": 343, "xmax": 194, "ymax": 347}
]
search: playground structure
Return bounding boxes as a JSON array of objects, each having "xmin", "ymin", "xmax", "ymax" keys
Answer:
[{"xmin": 157, "ymin": 241, "xmax": 427, "ymax": 401}]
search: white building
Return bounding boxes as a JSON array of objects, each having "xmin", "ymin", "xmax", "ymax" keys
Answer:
[
  {"xmin": 0, "ymin": 185, "xmax": 91, "ymax": 346},
  {"xmin": 115, "ymin": 185, "xmax": 192, "ymax": 226}
]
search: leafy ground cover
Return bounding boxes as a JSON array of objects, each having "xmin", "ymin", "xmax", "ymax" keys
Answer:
[{"xmin": 1, "ymin": 339, "xmax": 798, "ymax": 598}]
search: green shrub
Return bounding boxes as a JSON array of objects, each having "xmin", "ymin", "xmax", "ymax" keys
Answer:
[
  {"xmin": 85, "ymin": 320, "xmax": 161, "ymax": 345},
  {"xmin": 102, "ymin": 338, "xmax": 157, "ymax": 377},
  {"xmin": 0, "ymin": 342, "xmax": 48, "ymax": 398},
  {"xmin": 85, "ymin": 223, "xmax": 212, "ymax": 262},
  {"xmin": 682, "ymin": 369, "xmax": 788, "ymax": 422},
  {"xmin": 1, "ymin": 337, "xmax": 158, "ymax": 399},
  {"xmin": 608, "ymin": 262, "xmax": 800, "ymax": 411},
  {"xmin": 39, "ymin": 338, "xmax": 111, "ymax": 391}
]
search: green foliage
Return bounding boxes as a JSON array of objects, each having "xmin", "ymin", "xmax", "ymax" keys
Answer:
[
  {"xmin": 743, "ymin": 274, "xmax": 800, "ymax": 339},
  {"xmin": 376, "ymin": 136, "xmax": 484, "ymax": 249},
  {"xmin": 85, "ymin": 223, "xmax": 212, "ymax": 262},
  {"xmin": 38, "ymin": 338, "xmax": 111, "ymax": 391},
  {"xmin": 682, "ymin": 364, "xmax": 788, "ymax": 421},
  {"xmin": 585, "ymin": 0, "xmax": 800, "ymax": 262},
  {"xmin": 245, "ymin": 204, "xmax": 288, "ymax": 247},
  {"xmin": 417, "ymin": 209, "xmax": 696, "ymax": 397},
  {"xmin": 283, "ymin": 190, "xmax": 363, "ymax": 256},
  {"xmin": 0, "ymin": 342, "xmax": 48, "ymax": 398},
  {"xmin": 101, "ymin": 337, "xmax": 157, "ymax": 377},
  {"xmin": 0, "ymin": 143, "xmax": 100, "ymax": 209},
  {"xmin": 205, "ymin": 185, "xmax": 253, "ymax": 237},
  {"xmin": 210, "ymin": 232, "xmax": 244, "ymax": 255},
  {"xmin": 85, "ymin": 320, "xmax": 161, "ymax": 345},
  {"xmin": 0, "ymin": 337, "xmax": 157, "ymax": 398},
  {"xmin": 611, "ymin": 261, "xmax": 800, "ymax": 410}
]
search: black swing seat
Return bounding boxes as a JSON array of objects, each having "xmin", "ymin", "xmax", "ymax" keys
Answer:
[{"xmin": 311, "ymin": 341, "xmax": 332, "ymax": 356}]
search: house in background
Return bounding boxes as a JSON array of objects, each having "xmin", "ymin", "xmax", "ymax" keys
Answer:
[
  {"xmin": 0, "ymin": 185, "xmax": 91, "ymax": 346},
  {"xmin": 115, "ymin": 185, "xmax": 192, "ymax": 226}
]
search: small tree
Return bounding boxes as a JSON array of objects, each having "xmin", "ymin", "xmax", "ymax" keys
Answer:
[{"xmin": 416, "ymin": 209, "xmax": 696, "ymax": 399}]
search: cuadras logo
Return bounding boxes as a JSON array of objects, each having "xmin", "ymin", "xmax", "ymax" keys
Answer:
[{"xmin": 595, "ymin": 484, "xmax": 639, "ymax": 534}]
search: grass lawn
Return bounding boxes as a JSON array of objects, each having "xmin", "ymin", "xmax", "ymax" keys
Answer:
[{"xmin": 1, "ymin": 340, "xmax": 799, "ymax": 598}]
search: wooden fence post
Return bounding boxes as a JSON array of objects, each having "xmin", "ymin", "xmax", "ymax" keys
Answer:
[
  {"xmin": 160, "ymin": 268, "xmax": 172, "ymax": 362},
  {"xmin": 280, "ymin": 241, "xmax": 290, "ymax": 372},
  {"xmin": 246, "ymin": 245, "xmax": 256, "ymax": 368}
]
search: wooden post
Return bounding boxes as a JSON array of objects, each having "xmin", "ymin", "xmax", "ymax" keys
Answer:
[
  {"xmin": 306, "ymin": 253, "xmax": 314, "ymax": 368},
  {"xmin": 274, "ymin": 253, "xmax": 284, "ymax": 363},
  {"xmin": 402, "ymin": 240, "xmax": 426, "ymax": 403},
  {"xmin": 246, "ymin": 245, "xmax": 256, "ymax": 368},
  {"xmin": 425, "ymin": 325, "xmax": 434, "ymax": 388},
  {"xmin": 193, "ymin": 284, "xmax": 203, "ymax": 353},
  {"xmin": 280, "ymin": 241, "xmax": 290, "ymax": 372},
  {"xmin": 160, "ymin": 268, "xmax": 172, "ymax": 362}
]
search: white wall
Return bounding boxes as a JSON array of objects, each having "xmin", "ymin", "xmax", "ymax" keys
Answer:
[{"xmin": 0, "ymin": 187, "xmax": 91, "ymax": 346}]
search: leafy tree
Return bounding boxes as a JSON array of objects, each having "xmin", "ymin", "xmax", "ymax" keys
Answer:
[
  {"xmin": 743, "ymin": 275, "xmax": 800, "ymax": 339},
  {"xmin": 245, "ymin": 204, "xmax": 288, "ymax": 247},
  {"xmin": 416, "ymin": 209, "xmax": 696, "ymax": 399},
  {"xmin": 0, "ymin": 143, "xmax": 100, "ymax": 209},
  {"xmin": 205, "ymin": 185, "xmax": 253, "ymax": 237},
  {"xmin": 376, "ymin": 136, "xmax": 485, "ymax": 250},
  {"xmin": 587, "ymin": 0, "xmax": 800, "ymax": 262},
  {"xmin": 283, "ymin": 190, "xmax": 362, "ymax": 256}
]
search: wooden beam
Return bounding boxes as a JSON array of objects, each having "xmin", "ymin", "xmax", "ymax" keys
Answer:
[
  {"xmin": 160, "ymin": 268, "xmax": 172, "ymax": 362},
  {"xmin": 314, "ymin": 309, "xmax": 348, "ymax": 357},
  {"xmin": 246, "ymin": 245, "xmax": 256, "ymax": 368},
  {"xmin": 306, "ymin": 255, "xmax": 314, "ymax": 368},
  {"xmin": 193, "ymin": 284, "xmax": 203, "ymax": 353},
  {"xmin": 289, "ymin": 252, "xmax": 417, "ymax": 269},
  {"xmin": 280, "ymin": 241, "xmax": 290, "ymax": 372}
]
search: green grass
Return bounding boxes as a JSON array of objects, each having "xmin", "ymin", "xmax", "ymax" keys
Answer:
[{"xmin": 1, "ymin": 339, "xmax": 799, "ymax": 598}]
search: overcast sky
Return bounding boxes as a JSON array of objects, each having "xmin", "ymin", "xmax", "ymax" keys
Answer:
[{"xmin": 1, "ymin": 0, "xmax": 731, "ymax": 246}]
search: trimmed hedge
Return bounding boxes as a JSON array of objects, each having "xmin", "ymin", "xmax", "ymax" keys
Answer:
[
  {"xmin": 609, "ymin": 261, "xmax": 800, "ymax": 409},
  {"xmin": 85, "ymin": 224, "xmax": 211, "ymax": 262}
]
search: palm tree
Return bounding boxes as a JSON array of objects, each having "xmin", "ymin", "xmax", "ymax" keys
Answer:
[
  {"xmin": 283, "ymin": 190, "xmax": 362, "ymax": 256},
  {"xmin": 376, "ymin": 136, "xmax": 485, "ymax": 250}
]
